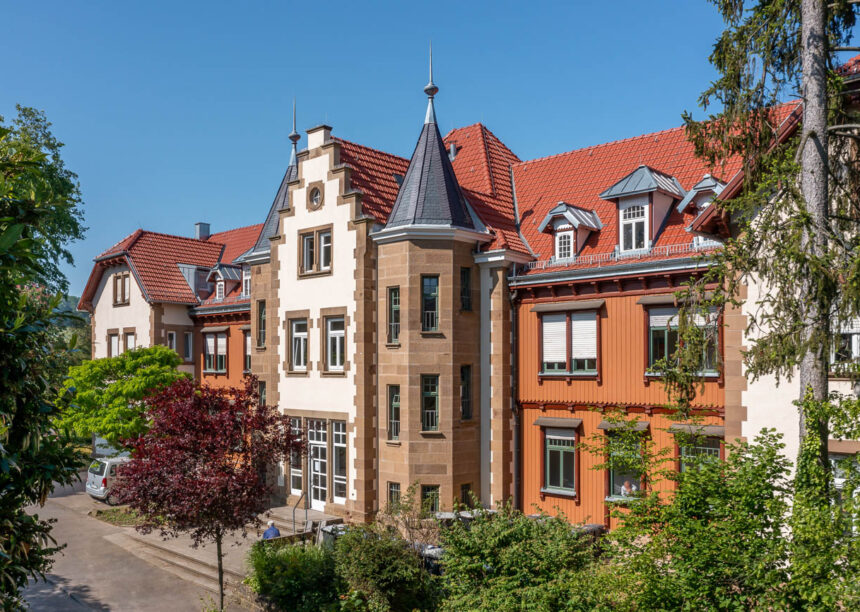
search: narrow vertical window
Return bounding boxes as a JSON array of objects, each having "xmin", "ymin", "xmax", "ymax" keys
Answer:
[
  {"xmin": 326, "ymin": 317, "xmax": 345, "ymax": 371},
  {"xmin": 257, "ymin": 300, "xmax": 266, "ymax": 346},
  {"xmin": 289, "ymin": 417, "xmax": 302, "ymax": 495},
  {"xmin": 608, "ymin": 432, "xmax": 642, "ymax": 499},
  {"xmin": 460, "ymin": 365, "xmax": 472, "ymax": 420},
  {"xmin": 216, "ymin": 333, "xmax": 227, "ymax": 372},
  {"xmin": 460, "ymin": 267, "xmax": 472, "ymax": 311},
  {"xmin": 258, "ymin": 381, "xmax": 267, "ymax": 406},
  {"xmin": 648, "ymin": 308, "xmax": 679, "ymax": 368},
  {"xmin": 421, "ymin": 276, "xmax": 439, "ymax": 332},
  {"xmin": 388, "ymin": 482, "xmax": 401, "ymax": 507},
  {"xmin": 421, "ymin": 485, "xmax": 440, "ymax": 514},
  {"xmin": 555, "ymin": 231, "xmax": 573, "ymax": 260},
  {"xmin": 333, "ymin": 421, "xmax": 347, "ymax": 502},
  {"xmin": 388, "ymin": 385, "xmax": 400, "ymax": 440},
  {"xmin": 541, "ymin": 313, "xmax": 567, "ymax": 372},
  {"xmin": 388, "ymin": 287, "xmax": 400, "ymax": 343},
  {"xmin": 301, "ymin": 233, "xmax": 315, "ymax": 273},
  {"xmin": 204, "ymin": 334, "xmax": 215, "ymax": 371},
  {"xmin": 291, "ymin": 319, "xmax": 308, "ymax": 371},
  {"xmin": 319, "ymin": 230, "xmax": 332, "ymax": 271},
  {"xmin": 570, "ymin": 311, "xmax": 597, "ymax": 372},
  {"xmin": 621, "ymin": 205, "xmax": 646, "ymax": 252},
  {"xmin": 460, "ymin": 483, "xmax": 472, "ymax": 506},
  {"xmin": 183, "ymin": 332, "xmax": 193, "ymax": 361},
  {"xmin": 242, "ymin": 266, "xmax": 251, "ymax": 297},
  {"xmin": 243, "ymin": 331, "xmax": 251, "ymax": 372},
  {"xmin": 421, "ymin": 374, "xmax": 439, "ymax": 431},
  {"xmin": 166, "ymin": 331, "xmax": 177, "ymax": 351},
  {"xmin": 215, "ymin": 280, "xmax": 225, "ymax": 300},
  {"xmin": 109, "ymin": 334, "xmax": 119, "ymax": 357},
  {"xmin": 124, "ymin": 332, "xmax": 136, "ymax": 351}
]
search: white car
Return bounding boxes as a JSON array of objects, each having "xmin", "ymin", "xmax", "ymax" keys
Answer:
[{"xmin": 85, "ymin": 457, "xmax": 130, "ymax": 504}]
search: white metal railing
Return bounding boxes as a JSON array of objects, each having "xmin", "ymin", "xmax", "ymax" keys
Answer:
[{"xmin": 524, "ymin": 241, "xmax": 718, "ymax": 272}]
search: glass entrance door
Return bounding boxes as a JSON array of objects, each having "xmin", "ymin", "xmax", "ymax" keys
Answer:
[{"xmin": 308, "ymin": 420, "xmax": 327, "ymax": 510}]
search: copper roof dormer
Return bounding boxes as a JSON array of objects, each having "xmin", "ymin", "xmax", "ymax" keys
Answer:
[{"xmin": 382, "ymin": 48, "xmax": 477, "ymax": 231}]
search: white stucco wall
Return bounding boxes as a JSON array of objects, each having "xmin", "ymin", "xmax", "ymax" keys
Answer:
[
  {"xmin": 161, "ymin": 304, "xmax": 194, "ymax": 326},
  {"xmin": 277, "ymin": 135, "xmax": 360, "ymax": 503},
  {"xmin": 91, "ymin": 264, "xmax": 151, "ymax": 358}
]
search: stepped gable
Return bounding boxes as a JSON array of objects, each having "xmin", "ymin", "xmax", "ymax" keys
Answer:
[{"xmin": 337, "ymin": 139, "xmax": 409, "ymax": 225}]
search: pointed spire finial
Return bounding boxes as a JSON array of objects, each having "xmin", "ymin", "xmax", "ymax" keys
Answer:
[
  {"xmin": 424, "ymin": 42, "xmax": 438, "ymax": 98},
  {"xmin": 288, "ymin": 98, "xmax": 300, "ymax": 167}
]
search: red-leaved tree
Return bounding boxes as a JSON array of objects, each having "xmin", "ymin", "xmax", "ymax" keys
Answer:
[{"xmin": 113, "ymin": 376, "xmax": 301, "ymax": 610}]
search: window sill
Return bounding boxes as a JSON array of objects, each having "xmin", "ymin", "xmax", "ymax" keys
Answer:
[
  {"xmin": 385, "ymin": 440, "xmax": 401, "ymax": 446},
  {"xmin": 420, "ymin": 331, "xmax": 444, "ymax": 338},
  {"xmin": 604, "ymin": 495, "xmax": 641, "ymax": 504},
  {"xmin": 644, "ymin": 371, "xmax": 719, "ymax": 378},
  {"xmin": 321, "ymin": 370, "xmax": 346, "ymax": 377},
  {"xmin": 420, "ymin": 430, "xmax": 444, "ymax": 437},
  {"xmin": 255, "ymin": 345, "xmax": 266, "ymax": 352},
  {"xmin": 538, "ymin": 373, "xmax": 598, "ymax": 382},
  {"xmin": 112, "ymin": 302, "xmax": 131, "ymax": 308},
  {"xmin": 203, "ymin": 370, "xmax": 228, "ymax": 375},
  {"xmin": 385, "ymin": 342, "xmax": 401, "ymax": 349},
  {"xmin": 541, "ymin": 487, "xmax": 577, "ymax": 499},
  {"xmin": 286, "ymin": 370, "xmax": 309, "ymax": 377},
  {"xmin": 459, "ymin": 309, "xmax": 474, "ymax": 314},
  {"xmin": 298, "ymin": 269, "xmax": 333, "ymax": 279}
]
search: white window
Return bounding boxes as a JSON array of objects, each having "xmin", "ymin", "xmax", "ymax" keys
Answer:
[
  {"xmin": 302, "ymin": 234, "xmax": 315, "ymax": 273},
  {"xmin": 109, "ymin": 334, "xmax": 120, "ymax": 357},
  {"xmin": 545, "ymin": 427, "xmax": 576, "ymax": 493},
  {"xmin": 333, "ymin": 421, "xmax": 347, "ymax": 503},
  {"xmin": 244, "ymin": 331, "xmax": 251, "ymax": 372},
  {"xmin": 541, "ymin": 313, "xmax": 567, "ymax": 372},
  {"xmin": 320, "ymin": 231, "xmax": 332, "ymax": 270},
  {"xmin": 215, "ymin": 281, "xmax": 225, "ymax": 300},
  {"xmin": 123, "ymin": 274, "xmax": 130, "ymax": 303},
  {"xmin": 166, "ymin": 331, "xmax": 177, "ymax": 351},
  {"xmin": 242, "ymin": 266, "xmax": 251, "ymax": 297},
  {"xmin": 183, "ymin": 332, "xmax": 193, "ymax": 361},
  {"xmin": 833, "ymin": 320, "xmax": 860, "ymax": 364},
  {"xmin": 290, "ymin": 417, "xmax": 302, "ymax": 496},
  {"xmin": 326, "ymin": 317, "xmax": 345, "ymax": 371},
  {"xmin": 621, "ymin": 204, "xmax": 647, "ymax": 252},
  {"xmin": 125, "ymin": 332, "xmax": 136, "ymax": 351},
  {"xmin": 291, "ymin": 319, "xmax": 308, "ymax": 371},
  {"xmin": 555, "ymin": 230, "xmax": 573, "ymax": 260},
  {"xmin": 570, "ymin": 311, "xmax": 597, "ymax": 372}
]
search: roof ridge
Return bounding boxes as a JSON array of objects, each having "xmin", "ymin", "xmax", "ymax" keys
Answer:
[
  {"xmin": 515, "ymin": 124, "xmax": 689, "ymax": 168},
  {"xmin": 478, "ymin": 125, "xmax": 497, "ymax": 197},
  {"xmin": 475, "ymin": 124, "xmax": 521, "ymax": 163},
  {"xmin": 130, "ymin": 229, "xmax": 219, "ymax": 245},
  {"xmin": 207, "ymin": 222, "xmax": 265, "ymax": 239}
]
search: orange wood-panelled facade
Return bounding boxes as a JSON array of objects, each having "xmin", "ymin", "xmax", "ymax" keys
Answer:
[
  {"xmin": 195, "ymin": 314, "xmax": 251, "ymax": 389},
  {"xmin": 515, "ymin": 273, "xmax": 725, "ymax": 527}
]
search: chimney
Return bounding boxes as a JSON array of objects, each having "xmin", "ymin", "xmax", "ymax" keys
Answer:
[
  {"xmin": 195, "ymin": 222, "xmax": 210, "ymax": 240},
  {"xmin": 448, "ymin": 142, "xmax": 458, "ymax": 162}
]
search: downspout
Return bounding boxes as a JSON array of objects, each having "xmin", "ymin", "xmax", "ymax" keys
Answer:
[{"xmin": 510, "ymin": 287, "xmax": 521, "ymax": 510}]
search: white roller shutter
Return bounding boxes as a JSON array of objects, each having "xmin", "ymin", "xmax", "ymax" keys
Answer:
[
  {"xmin": 245, "ymin": 332, "xmax": 251, "ymax": 355},
  {"xmin": 542, "ymin": 313, "xmax": 567, "ymax": 362},
  {"xmin": 216, "ymin": 333, "xmax": 227, "ymax": 355},
  {"xmin": 205, "ymin": 334, "xmax": 215, "ymax": 356},
  {"xmin": 570, "ymin": 312, "xmax": 596, "ymax": 359},
  {"xmin": 649, "ymin": 307, "xmax": 678, "ymax": 328}
]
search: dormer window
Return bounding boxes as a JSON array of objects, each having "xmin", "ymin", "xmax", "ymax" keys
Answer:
[
  {"xmin": 216, "ymin": 280, "xmax": 225, "ymax": 300},
  {"xmin": 555, "ymin": 229, "xmax": 574, "ymax": 260},
  {"xmin": 241, "ymin": 266, "xmax": 251, "ymax": 297},
  {"xmin": 621, "ymin": 204, "xmax": 646, "ymax": 252}
]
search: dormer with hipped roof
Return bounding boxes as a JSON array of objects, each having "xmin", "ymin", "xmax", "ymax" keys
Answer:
[
  {"xmin": 537, "ymin": 201, "xmax": 602, "ymax": 261},
  {"xmin": 599, "ymin": 165, "xmax": 685, "ymax": 254}
]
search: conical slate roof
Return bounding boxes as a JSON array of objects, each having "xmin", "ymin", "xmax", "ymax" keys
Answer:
[{"xmin": 384, "ymin": 96, "xmax": 475, "ymax": 230}]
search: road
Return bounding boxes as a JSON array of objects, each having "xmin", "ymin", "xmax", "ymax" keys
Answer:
[{"xmin": 22, "ymin": 475, "xmax": 214, "ymax": 611}]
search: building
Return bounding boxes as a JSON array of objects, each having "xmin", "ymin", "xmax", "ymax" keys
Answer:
[{"xmin": 78, "ymin": 223, "xmax": 261, "ymax": 386}]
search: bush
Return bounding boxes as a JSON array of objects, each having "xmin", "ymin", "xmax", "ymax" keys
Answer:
[
  {"xmin": 335, "ymin": 525, "xmax": 438, "ymax": 611},
  {"xmin": 246, "ymin": 541, "xmax": 339, "ymax": 611}
]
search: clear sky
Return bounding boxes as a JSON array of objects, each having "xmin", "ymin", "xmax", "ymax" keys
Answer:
[{"xmin": 1, "ymin": 1, "xmax": 843, "ymax": 295}]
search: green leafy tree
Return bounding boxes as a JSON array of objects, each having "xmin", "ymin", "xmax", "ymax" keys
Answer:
[
  {"xmin": 0, "ymin": 107, "xmax": 85, "ymax": 607},
  {"xmin": 56, "ymin": 345, "xmax": 188, "ymax": 449},
  {"xmin": 439, "ymin": 502, "xmax": 600, "ymax": 611},
  {"xmin": 246, "ymin": 542, "xmax": 339, "ymax": 612}
]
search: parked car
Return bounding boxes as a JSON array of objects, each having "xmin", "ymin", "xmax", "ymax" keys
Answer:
[{"xmin": 85, "ymin": 456, "xmax": 129, "ymax": 504}]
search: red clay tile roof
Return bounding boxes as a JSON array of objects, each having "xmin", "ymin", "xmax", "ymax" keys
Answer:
[
  {"xmin": 97, "ymin": 229, "xmax": 143, "ymax": 258},
  {"xmin": 337, "ymin": 139, "xmax": 410, "ymax": 225},
  {"xmin": 207, "ymin": 223, "xmax": 264, "ymax": 264},
  {"xmin": 444, "ymin": 124, "xmax": 529, "ymax": 255},
  {"xmin": 512, "ymin": 124, "xmax": 745, "ymax": 275}
]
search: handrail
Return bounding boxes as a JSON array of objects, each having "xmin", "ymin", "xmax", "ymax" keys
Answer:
[
  {"xmin": 292, "ymin": 491, "xmax": 306, "ymax": 533},
  {"xmin": 523, "ymin": 240, "xmax": 721, "ymax": 272}
]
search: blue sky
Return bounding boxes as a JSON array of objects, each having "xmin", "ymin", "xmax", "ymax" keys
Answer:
[{"xmin": 0, "ymin": 1, "xmax": 830, "ymax": 293}]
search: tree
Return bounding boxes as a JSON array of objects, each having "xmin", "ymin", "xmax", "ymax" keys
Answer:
[
  {"xmin": 0, "ymin": 107, "xmax": 85, "ymax": 606},
  {"xmin": 113, "ymin": 377, "xmax": 301, "ymax": 611},
  {"xmin": 55, "ymin": 345, "xmax": 188, "ymax": 449}
]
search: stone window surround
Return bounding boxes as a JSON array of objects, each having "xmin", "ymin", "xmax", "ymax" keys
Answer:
[
  {"xmin": 112, "ymin": 271, "xmax": 131, "ymax": 307},
  {"xmin": 318, "ymin": 307, "xmax": 350, "ymax": 376},
  {"xmin": 306, "ymin": 180, "xmax": 325, "ymax": 212},
  {"xmin": 297, "ymin": 223, "xmax": 334, "ymax": 278},
  {"xmin": 285, "ymin": 411, "xmax": 351, "ymax": 507},
  {"xmin": 106, "ymin": 328, "xmax": 119, "ymax": 357},
  {"xmin": 282, "ymin": 309, "xmax": 312, "ymax": 376},
  {"xmin": 122, "ymin": 327, "xmax": 136, "ymax": 352}
]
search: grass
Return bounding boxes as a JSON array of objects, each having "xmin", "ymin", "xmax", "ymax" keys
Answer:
[{"xmin": 92, "ymin": 507, "xmax": 145, "ymax": 527}]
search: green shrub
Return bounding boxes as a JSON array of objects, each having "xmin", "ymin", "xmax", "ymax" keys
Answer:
[
  {"xmin": 246, "ymin": 541, "xmax": 339, "ymax": 611},
  {"xmin": 334, "ymin": 525, "xmax": 438, "ymax": 611}
]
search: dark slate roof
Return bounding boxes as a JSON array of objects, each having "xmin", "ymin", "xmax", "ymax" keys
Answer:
[
  {"xmin": 244, "ymin": 162, "xmax": 298, "ymax": 260},
  {"xmin": 537, "ymin": 201, "xmax": 602, "ymax": 233},
  {"xmin": 384, "ymin": 98, "xmax": 475, "ymax": 230},
  {"xmin": 599, "ymin": 165, "xmax": 685, "ymax": 200}
]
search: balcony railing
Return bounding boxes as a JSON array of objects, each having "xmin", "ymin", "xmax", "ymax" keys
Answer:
[
  {"xmin": 422, "ymin": 310, "xmax": 438, "ymax": 332},
  {"xmin": 523, "ymin": 240, "xmax": 720, "ymax": 273}
]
